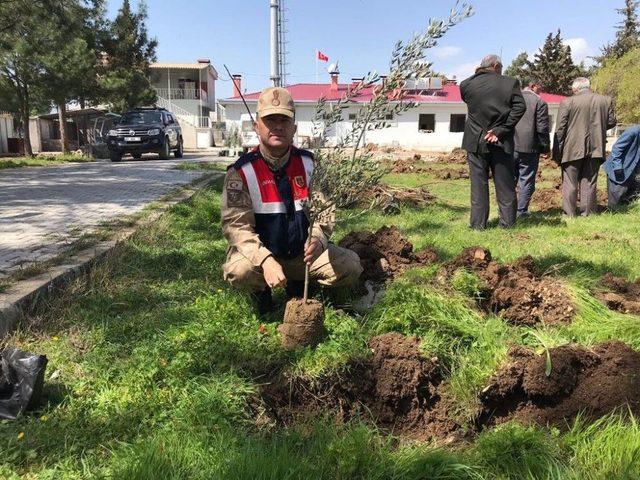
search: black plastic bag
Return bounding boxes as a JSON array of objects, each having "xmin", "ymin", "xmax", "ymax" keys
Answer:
[{"xmin": 0, "ymin": 348, "xmax": 47, "ymax": 420}]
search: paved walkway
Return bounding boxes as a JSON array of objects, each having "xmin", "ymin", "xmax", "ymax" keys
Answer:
[{"xmin": 0, "ymin": 155, "xmax": 223, "ymax": 278}]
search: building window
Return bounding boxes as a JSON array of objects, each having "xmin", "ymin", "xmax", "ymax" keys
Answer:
[
  {"xmin": 418, "ymin": 114, "xmax": 435, "ymax": 132},
  {"xmin": 385, "ymin": 113, "xmax": 394, "ymax": 120},
  {"xmin": 449, "ymin": 114, "xmax": 466, "ymax": 132},
  {"xmin": 348, "ymin": 113, "xmax": 357, "ymax": 121}
]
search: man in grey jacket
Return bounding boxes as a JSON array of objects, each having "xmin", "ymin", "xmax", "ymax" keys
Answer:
[
  {"xmin": 553, "ymin": 77, "xmax": 617, "ymax": 217},
  {"xmin": 513, "ymin": 77, "xmax": 550, "ymax": 217}
]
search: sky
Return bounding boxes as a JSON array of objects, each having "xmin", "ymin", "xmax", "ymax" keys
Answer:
[{"xmin": 106, "ymin": 0, "xmax": 624, "ymax": 99}]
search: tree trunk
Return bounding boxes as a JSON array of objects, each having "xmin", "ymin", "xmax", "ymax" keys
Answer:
[
  {"xmin": 21, "ymin": 94, "xmax": 33, "ymax": 157},
  {"xmin": 58, "ymin": 101, "xmax": 68, "ymax": 154}
]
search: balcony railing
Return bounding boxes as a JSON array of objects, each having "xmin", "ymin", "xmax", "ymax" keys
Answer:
[{"xmin": 155, "ymin": 88, "xmax": 208, "ymax": 103}]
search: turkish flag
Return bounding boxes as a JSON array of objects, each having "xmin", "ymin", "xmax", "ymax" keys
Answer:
[{"xmin": 317, "ymin": 50, "xmax": 329, "ymax": 62}]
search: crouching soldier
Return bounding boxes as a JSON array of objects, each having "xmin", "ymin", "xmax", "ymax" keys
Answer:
[{"xmin": 221, "ymin": 87, "xmax": 363, "ymax": 314}]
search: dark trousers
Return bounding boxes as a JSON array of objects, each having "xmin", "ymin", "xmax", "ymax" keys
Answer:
[
  {"xmin": 608, "ymin": 175, "xmax": 640, "ymax": 208},
  {"xmin": 514, "ymin": 151, "xmax": 539, "ymax": 215},
  {"xmin": 561, "ymin": 157, "xmax": 601, "ymax": 217},
  {"xmin": 467, "ymin": 149, "xmax": 517, "ymax": 229}
]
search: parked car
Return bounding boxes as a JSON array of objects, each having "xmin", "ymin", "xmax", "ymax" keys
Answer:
[{"xmin": 107, "ymin": 107, "xmax": 183, "ymax": 162}]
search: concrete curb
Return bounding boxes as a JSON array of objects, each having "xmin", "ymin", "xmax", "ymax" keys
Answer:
[{"xmin": 0, "ymin": 173, "xmax": 221, "ymax": 338}]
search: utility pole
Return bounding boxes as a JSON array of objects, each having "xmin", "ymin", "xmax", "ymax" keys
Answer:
[{"xmin": 270, "ymin": 0, "xmax": 281, "ymax": 87}]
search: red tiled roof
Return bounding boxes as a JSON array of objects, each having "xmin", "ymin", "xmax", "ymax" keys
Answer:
[{"xmin": 226, "ymin": 83, "xmax": 565, "ymax": 104}]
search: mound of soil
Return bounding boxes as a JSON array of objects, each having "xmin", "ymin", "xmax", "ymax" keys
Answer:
[
  {"xmin": 259, "ymin": 333, "xmax": 459, "ymax": 440},
  {"xmin": 277, "ymin": 299, "xmax": 325, "ymax": 350},
  {"xmin": 339, "ymin": 226, "xmax": 438, "ymax": 282},
  {"xmin": 440, "ymin": 148, "xmax": 468, "ymax": 164},
  {"xmin": 444, "ymin": 247, "xmax": 574, "ymax": 326},
  {"xmin": 596, "ymin": 273, "xmax": 640, "ymax": 315},
  {"xmin": 361, "ymin": 184, "xmax": 436, "ymax": 214},
  {"xmin": 391, "ymin": 156, "xmax": 428, "ymax": 174},
  {"xmin": 427, "ymin": 167, "xmax": 469, "ymax": 180},
  {"xmin": 477, "ymin": 341, "xmax": 640, "ymax": 428}
]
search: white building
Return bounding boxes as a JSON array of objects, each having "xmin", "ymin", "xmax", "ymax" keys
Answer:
[{"xmin": 219, "ymin": 75, "xmax": 566, "ymax": 152}]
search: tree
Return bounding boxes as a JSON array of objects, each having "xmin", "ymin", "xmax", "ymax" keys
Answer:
[
  {"xmin": 100, "ymin": 0, "xmax": 157, "ymax": 113},
  {"xmin": 40, "ymin": 2, "xmax": 103, "ymax": 153},
  {"xmin": 504, "ymin": 52, "xmax": 530, "ymax": 84},
  {"xmin": 527, "ymin": 30, "xmax": 580, "ymax": 95},
  {"xmin": 0, "ymin": 1, "xmax": 103, "ymax": 155},
  {"xmin": 592, "ymin": 47, "xmax": 640, "ymax": 123},
  {"xmin": 599, "ymin": 0, "xmax": 640, "ymax": 62},
  {"xmin": 301, "ymin": 3, "xmax": 474, "ymax": 301}
]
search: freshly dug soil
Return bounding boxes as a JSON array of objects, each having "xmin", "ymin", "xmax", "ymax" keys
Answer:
[
  {"xmin": 339, "ymin": 226, "xmax": 438, "ymax": 282},
  {"xmin": 391, "ymin": 156, "xmax": 429, "ymax": 174},
  {"xmin": 277, "ymin": 299, "xmax": 325, "ymax": 350},
  {"xmin": 259, "ymin": 333, "xmax": 460, "ymax": 440},
  {"xmin": 596, "ymin": 273, "xmax": 640, "ymax": 315},
  {"xmin": 427, "ymin": 167, "xmax": 469, "ymax": 180},
  {"xmin": 361, "ymin": 184, "xmax": 435, "ymax": 214},
  {"xmin": 444, "ymin": 247, "xmax": 574, "ymax": 326},
  {"xmin": 440, "ymin": 148, "xmax": 468, "ymax": 164},
  {"xmin": 477, "ymin": 341, "xmax": 640, "ymax": 428}
]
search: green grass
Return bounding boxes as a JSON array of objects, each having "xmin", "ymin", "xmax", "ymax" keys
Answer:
[
  {"xmin": 1, "ymin": 161, "xmax": 640, "ymax": 478},
  {"xmin": 0, "ymin": 154, "xmax": 93, "ymax": 169},
  {"xmin": 173, "ymin": 161, "xmax": 229, "ymax": 171}
]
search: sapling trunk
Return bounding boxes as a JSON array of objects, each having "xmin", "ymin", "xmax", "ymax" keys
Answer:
[{"xmin": 303, "ymin": 221, "xmax": 314, "ymax": 302}]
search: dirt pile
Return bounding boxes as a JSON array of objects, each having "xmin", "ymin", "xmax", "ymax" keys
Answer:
[
  {"xmin": 278, "ymin": 299, "xmax": 325, "ymax": 350},
  {"xmin": 596, "ymin": 273, "xmax": 640, "ymax": 315},
  {"xmin": 439, "ymin": 148, "xmax": 468, "ymax": 164},
  {"xmin": 338, "ymin": 226, "xmax": 438, "ymax": 282},
  {"xmin": 391, "ymin": 156, "xmax": 429, "ymax": 174},
  {"xmin": 427, "ymin": 167, "xmax": 469, "ymax": 180},
  {"xmin": 259, "ymin": 333, "xmax": 459, "ymax": 439},
  {"xmin": 444, "ymin": 247, "xmax": 574, "ymax": 326},
  {"xmin": 477, "ymin": 341, "xmax": 640, "ymax": 427}
]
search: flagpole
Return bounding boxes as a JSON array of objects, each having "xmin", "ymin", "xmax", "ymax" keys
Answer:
[{"xmin": 315, "ymin": 50, "xmax": 318, "ymax": 84}]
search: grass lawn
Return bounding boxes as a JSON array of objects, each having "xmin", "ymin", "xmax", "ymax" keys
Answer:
[
  {"xmin": 1, "ymin": 158, "xmax": 640, "ymax": 479},
  {"xmin": 0, "ymin": 154, "xmax": 93, "ymax": 170}
]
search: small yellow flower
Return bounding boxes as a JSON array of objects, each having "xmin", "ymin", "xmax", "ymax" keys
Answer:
[
  {"xmin": 52, "ymin": 336, "xmax": 59, "ymax": 341},
  {"xmin": 216, "ymin": 289, "xmax": 223, "ymax": 293},
  {"xmin": 40, "ymin": 415, "xmax": 49, "ymax": 422},
  {"xmin": 17, "ymin": 432, "xmax": 25, "ymax": 440}
]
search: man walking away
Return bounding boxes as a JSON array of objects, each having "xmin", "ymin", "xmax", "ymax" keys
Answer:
[
  {"xmin": 553, "ymin": 77, "xmax": 616, "ymax": 217},
  {"xmin": 461, "ymin": 54, "xmax": 526, "ymax": 229},
  {"xmin": 603, "ymin": 125, "xmax": 640, "ymax": 208},
  {"xmin": 513, "ymin": 77, "xmax": 550, "ymax": 217}
]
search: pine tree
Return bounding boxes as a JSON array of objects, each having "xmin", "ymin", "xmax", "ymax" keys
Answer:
[
  {"xmin": 504, "ymin": 52, "xmax": 530, "ymax": 84},
  {"xmin": 599, "ymin": 0, "xmax": 640, "ymax": 62},
  {"xmin": 527, "ymin": 30, "xmax": 580, "ymax": 95},
  {"xmin": 100, "ymin": 0, "xmax": 157, "ymax": 113}
]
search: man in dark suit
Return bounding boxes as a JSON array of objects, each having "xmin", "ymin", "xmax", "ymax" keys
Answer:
[
  {"xmin": 553, "ymin": 77, "xmax": 616, "ymax": 216},
  {"xmin": 513, "ymin": 77, "xmax": 550, "ymax": 217},
  {"xmin": 461, "ymin": 54, "xmax": 526, "ymax": 229}
]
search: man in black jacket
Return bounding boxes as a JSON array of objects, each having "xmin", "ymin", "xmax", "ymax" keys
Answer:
[
  {"xmin": 460, "ymin": 54, "xmax": 526, "ymax": 229},
  {"xmin": 513, "ymin": 77, "xmax": 550, "ymax": 217}
]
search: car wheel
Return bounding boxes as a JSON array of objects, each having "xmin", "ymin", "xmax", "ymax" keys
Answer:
[
  {"xmin": 110, "ymin": 153, "xmax": 122, "ymax": 162},
  {"xmin": 158, "ymin": 137, "xmax": 170, "ymax": 160},
  {"xmin": 174, "ymin": 138, "xmax": 183, "ymax": 158},
  {"xmin": 132, "ymin": 153, "xmax": 142, "ymax": 159}
]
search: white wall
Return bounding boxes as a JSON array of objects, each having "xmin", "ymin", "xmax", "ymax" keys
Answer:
[{"xmin": 222, "ymin": 101, "xmax": 561, "ymax": 152}]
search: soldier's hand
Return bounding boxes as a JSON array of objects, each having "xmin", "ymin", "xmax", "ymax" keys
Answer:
[
  {"xmin": 262, "ymin": 256, "xmax": 287, "ymax": 289},
  {"xmin": 304, "ymin": 237, "xmax": 324, "ymax": 265}
]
